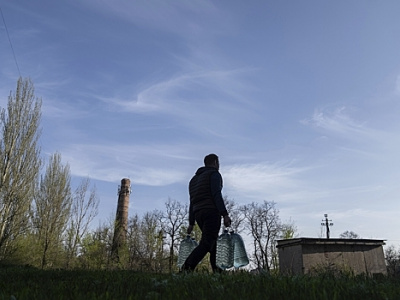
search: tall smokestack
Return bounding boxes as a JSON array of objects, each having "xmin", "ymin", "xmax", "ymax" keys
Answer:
[{"xmin": 112, "ymin": 178, "xmax": 131, "ymax": 260}]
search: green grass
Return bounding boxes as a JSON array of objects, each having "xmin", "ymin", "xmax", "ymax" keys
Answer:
[{"xmin": 1, "ymin": 267, "xmax": 400, "ymax": 300}]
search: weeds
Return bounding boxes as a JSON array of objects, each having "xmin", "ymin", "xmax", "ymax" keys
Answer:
[{"xmin": 1, "ymin": 268, "xmax": 400, "ymax": 300}]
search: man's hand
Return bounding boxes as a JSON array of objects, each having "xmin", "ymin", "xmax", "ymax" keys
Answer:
[
  {"xmin": 187, "ymin": 224, "xmax": 194, "ymax": 234},
  {"xmin": 223, "ymin": 215, "xmax": 232, "ymax": 228}
]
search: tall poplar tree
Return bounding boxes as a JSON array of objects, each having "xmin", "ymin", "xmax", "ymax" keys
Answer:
[
  {"xmin": 32, "ymin": 152, "xmax": 72, "ymax": 268},
  {"xmin": 0, "ymin": 78, "xmax": 42, "ymax": 258}
]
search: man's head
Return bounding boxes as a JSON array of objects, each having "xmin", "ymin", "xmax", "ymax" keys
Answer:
[{"xmin": 204, "ymin": 153, "xmax": 219, "ymax": 170}]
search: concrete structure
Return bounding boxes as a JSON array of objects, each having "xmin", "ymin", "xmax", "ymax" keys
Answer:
[
  {"xmin": 111, "ymin": 178, "xmax": 131, "ymax": 259},
  {"xmin": 277, "ymin": 238, "xmax": 386, "ymax": 276}
]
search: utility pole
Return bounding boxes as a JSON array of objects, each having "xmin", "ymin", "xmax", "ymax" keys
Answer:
[{"xmin": 321, "ymin": 214, "xmax": 334, "ymax": 239}]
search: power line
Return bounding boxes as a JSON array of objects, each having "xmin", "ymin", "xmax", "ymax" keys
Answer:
[{"xmin": 0, "ymin": 6, "xmax": 21, "ymax": 77}]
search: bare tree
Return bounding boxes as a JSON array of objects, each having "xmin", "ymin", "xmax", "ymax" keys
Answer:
[
  {"xmin": 224, "ymin": 197, "xmax": 245, "ymax": 233},
  {"xmin": 242, "ymin": 201, "xmax": 282, "ymax": 271},
  {"xmin": 125, "ymin": 211, "xmax": 163, "ymax": 272},
  {"xmin": 126, "ymin": 214, "xmax": 142, "ymax": 270},
  {"xmin": 140, "ymin": 211, "xmax": 163, "ymax": 272},
  {"xmin": 385, "ymin": 245, "xmax": 400, "ymax": 277},
  {"xmin": 65, "ymin": 177, "xmax": 99, "ymax": 268},
  {"xmin": 159, "ymin": 198, "xmax": 188, "ymax": 272},
  {"xmin": 0, "ymin": 78, "xmax": 42, "ymax": 259},
  {"xmin": 32, "ymin": 152, "xmax": 72, "ymax": 268}
]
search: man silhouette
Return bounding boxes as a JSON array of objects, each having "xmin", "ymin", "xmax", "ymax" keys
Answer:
[{"xmin": 182, "ymin": 154, "xmax": 231, "ymax": 272}]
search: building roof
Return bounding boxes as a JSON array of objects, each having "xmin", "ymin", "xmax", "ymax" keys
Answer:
[{"xmin": 277, "ymin": 237, "xmax": 386, "ymax": 248}]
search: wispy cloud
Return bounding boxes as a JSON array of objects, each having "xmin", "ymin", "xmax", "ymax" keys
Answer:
[
  {"xmin": 302, "ymin": 106, "xmax": 368, "ymax": 137},
  {"xmin": 223, "ymin": 161, "xmax": 313, "ymax": 203},
  {"xmin": 301, "ymin": 105, "xmax": 394, "ymax": 146},
  {"xmin": 58, "ymin": 142, "xmax": 196, "ymax": 185},
  {"xmin": 98, "ymin": 73, "xmax": 194, "ymax": 114},
  {"xmin": 99, "ymin": 67, "xmax": 254, "ymax": 115}
]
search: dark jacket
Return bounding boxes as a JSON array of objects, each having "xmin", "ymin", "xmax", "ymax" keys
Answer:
[{"xmin": 188, "ymin": 166, "xmax": 228, "ymax": 225}]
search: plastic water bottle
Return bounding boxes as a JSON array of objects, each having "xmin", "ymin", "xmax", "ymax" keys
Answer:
[
  {"xmin": 216, "ymin": 229, "xmax": 234, "ymax": 270},
  {"xmin": 177, "ymin": 235, "xmax": 198, "ymax": 268},
  {"xmin": 230, "ymin": 231, "xmax": 249, "ymax": 268}
]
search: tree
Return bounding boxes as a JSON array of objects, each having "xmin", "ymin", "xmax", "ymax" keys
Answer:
[
  {"xmin": 79, "ymin": 221, "xmax": 114, "ymax": 269},
  {"xmin": 224, "ymin": 197, "xmax": 245, "ymax": 233},
  {"xmin": 385, "ymin": 245, "xmax": 400, "ymax": 277},
  {"xmin": 125, "ymin": 211, "xmax": 163, "ymax": 272},
  {"xmin": 280, "ymin": 218, "xmax": 297, "ymax": 239},
  {"xmin": 32, "ymin": 152, "xmax": 72, "ymax": 268},
  {"xmin": 339, "ymin": 231, "xmax": 360, "ymax": 239},
  {"xmin": 159, "ymin": 198, "xmax": 188, "ymax": 272},
  {"xmin": 140, "ymin": 211, "xmax": 163, "ymax": 272},
  {"xmin": 0, "ymin": 78, "xmax": 42, "ymax": 259},
  {"xmin": 242, "ymin": 201, "xmax": 282, "ymax": 271},
  {"xmin": 126, "ymin": 214, "xmax": 141, "ymax": 270},
  {"xmin": 65, "ymin": 177, "xmax": 99, "ymax": 268}
]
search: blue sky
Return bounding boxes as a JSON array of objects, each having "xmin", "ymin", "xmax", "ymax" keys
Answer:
[{"xmin": 1, "ymin": 1, "xmax": 400, "ymax": 245}]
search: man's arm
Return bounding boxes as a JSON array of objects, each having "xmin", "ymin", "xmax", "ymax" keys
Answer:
[
  {"xmin": 187, "ymin": 224, "xmax": 194, "ymax": 234},
  {"xmin": 188, "ymin": 200, "xmax": 195, "ymax": 234},
  {"xmin": 210, "ymin": 172, "xmax": 230, "ymax": 228}
]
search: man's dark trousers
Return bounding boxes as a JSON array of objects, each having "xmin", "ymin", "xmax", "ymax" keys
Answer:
[{"xmin": 183, "ymin": 209, "xmax": 221, "ymax": 271}]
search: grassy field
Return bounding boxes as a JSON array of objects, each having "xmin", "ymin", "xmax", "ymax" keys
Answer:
[{"xmin": 1, "ymin": 266, "xmax": 400, "ymax": 300}]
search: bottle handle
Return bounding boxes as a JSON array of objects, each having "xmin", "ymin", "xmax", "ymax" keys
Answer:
[{"xmin": 222, "ymin": 226, "xmax": 232, "ymax": 233}]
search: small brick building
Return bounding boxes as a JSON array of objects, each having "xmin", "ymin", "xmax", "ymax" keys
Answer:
[{"xmin": 277, "ymin": 238, "xmax": 386, "ymax": 275}]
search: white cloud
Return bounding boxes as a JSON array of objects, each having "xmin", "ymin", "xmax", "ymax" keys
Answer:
[
  {"xmin": 59, "ymin": 142, "xmax": 195, "ymax": 186},
  {"xmin": 223, "ymin": 161, "xmax": 312, "ymax": 203},
  {"xmin": 99, "ymin": 73, "xmax": 193, "ymax": 114},
  {"xmin": 301, "ymin": 105, "xmax": 395, "ymax": 147},
  {"xmin": 99, "ymin": 67, "xmax": 254, "ymax": 115},
  {"xmin": 302, "ymin": 106, "xmax": 366, "ymax": 137}
]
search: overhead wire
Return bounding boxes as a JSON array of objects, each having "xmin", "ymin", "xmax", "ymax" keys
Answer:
[{"xmin": 0, "ymin": 5, "xmax": 22, "ymax": 77}]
